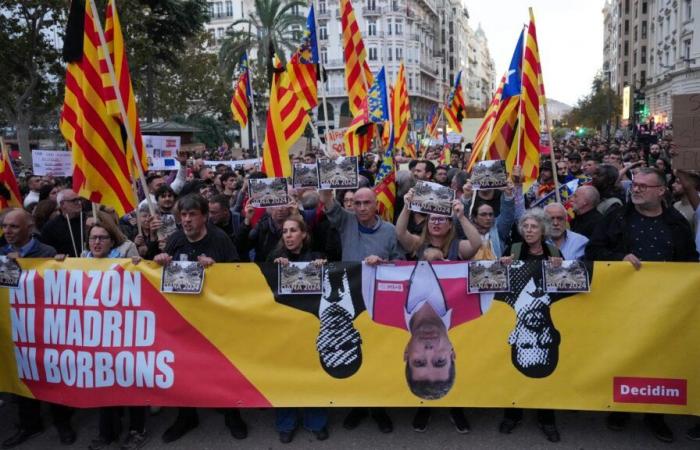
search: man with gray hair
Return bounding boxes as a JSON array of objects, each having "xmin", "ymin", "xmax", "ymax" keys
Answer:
[
  {"xmin": 39, "ymin": 189, "xmax": 86, "ymax": 257},
  {"xmin": 586, "ymin": 167, "xmax": 697, "ymax": 443},
  {"xmin": 570, "ymin": 185, "xmax": 602, "ymax": 238},
  {"xmin": 544, "ymin": 203, "xmax": 588, "ymax": 260}
]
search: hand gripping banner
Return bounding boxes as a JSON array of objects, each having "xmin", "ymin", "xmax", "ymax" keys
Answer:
[{"xmin": 1, "ymin": 258, "xmax": 699, "ymax": 416}]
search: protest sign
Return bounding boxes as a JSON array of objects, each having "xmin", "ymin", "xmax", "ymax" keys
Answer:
[
  {"xmin": 410, "ymin": 181, "xmax": 455, "ymax": 216},
  {"xmin": 1, "ymin": 259, "xmax": 699, "ymax": 413},
  {"xmin": 317, "ymin": 157, "xmax": 359, "ymax": 189},
  {"xmin": 671, "ymin": 94, "xmax": 700, "ymax": 171},
  {"xmin": 248, "ymin": 177, "xmax": 289, "ymax": 208},
  {"xmin": 204, "ymin": 159, "xmax": 260, "ymax": 172},
  {"xmin": 325, "ymin": 128, "xmax": 348, "ymax": 156},
  {"xmin": 31, "ymin": 150, "xmax": 73, "ymax": 177},
  {"xmin": 144, "ymin": 135, "xmax": 181, "ymax": 171}
]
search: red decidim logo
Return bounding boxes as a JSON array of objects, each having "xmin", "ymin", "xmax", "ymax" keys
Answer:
[{"xmin": 613, "ymin": 377, "xmax": 687, "ymax": 405}]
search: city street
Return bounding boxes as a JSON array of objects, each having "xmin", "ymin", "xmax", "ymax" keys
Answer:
[{"xmin": 1, "ymin": 396, "xmax": 698, "ymax": 449}]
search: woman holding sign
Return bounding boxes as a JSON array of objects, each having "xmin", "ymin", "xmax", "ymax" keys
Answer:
[
  {"xmin": 396, "ymin": 189, "xmax": 482, "ymax": 262},
  {"xmin": 267, "ymin": 216, "xmax": 329, "ymax": 443},
  {"xmin": 56, "ymin": 224, "xmax": 149, "ymax": 450}
]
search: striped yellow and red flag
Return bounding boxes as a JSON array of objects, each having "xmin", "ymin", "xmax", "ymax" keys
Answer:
[
  {"xmin": 230, "ymin": 69, "xmax": 250, "ymax": 128},
  {"xmin": 374, "ymin": 126, "xmax": 396, "ymax": 222},
  {"xmin": 391, "ymin": 63, "xmax": 410, "ymax": 152},
  {"xmin": 288, "ymin": 4, "xmax": 319, "ymax": 110},
  {"xmin": 102, "ymin": 0, "xmax": 147, "ymax": 174},
  {"xmin": 60, "ymin": 0, "xmax": 136, "ymax": 216},
  {"xmin": 467, "ymin": 74, "xmax": 506, "ymax": 172},
  {"xmin": 340, "ymin": 0, "xmax": 374, "ymax": 117},
  {"xmin": 444, "ymin": 71, "xmax": 466, "ymax": 134},
  {"xmin": 513, "ymin": 9, "xmax": 543, "ymax": 186},
  {"xmin": 0, "ymin": 142, "xmax": 22, "ymax": 209},
  {"xmin": 343, "ymin": 97, "xmax": 374, "ymax": 156},
  {"xmin": 261, "ymin": 56, "xmax": 310, "ymax": 177},
  {"xmin": 404, "ymin": 143, "xmax": 416, "ymax": 159}
]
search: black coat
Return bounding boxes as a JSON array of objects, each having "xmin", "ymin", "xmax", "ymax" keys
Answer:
[{"xmin": 585, "ymin": 203, "xmax": 699, "ymax": 262}]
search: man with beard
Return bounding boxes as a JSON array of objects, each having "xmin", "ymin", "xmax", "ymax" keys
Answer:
[
  {"xmin": 586, "ymin": 168, "xmax": 697, "ymax": 443},
  {"xmin": 154, "ymin": 194, "xmax": 246, "ymax": 443}
]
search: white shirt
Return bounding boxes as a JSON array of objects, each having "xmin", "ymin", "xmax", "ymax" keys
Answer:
[{"xmin": 23, "ymin": 190, "xmax": 39, "ymax": 208}]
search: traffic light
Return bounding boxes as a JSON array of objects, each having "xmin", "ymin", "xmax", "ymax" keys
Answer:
[{"xmin": 633, "ymin": 90, "xmax": 647, "ymax": 121}]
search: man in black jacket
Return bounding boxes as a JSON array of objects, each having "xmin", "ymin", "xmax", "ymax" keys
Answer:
[
  {"xmin": 154, "ymin": 194, "xmax": 245, "ymax": 443},
  {"xmin": 39, "ymin": 189, "xmax": 86, "ymax": 257},
  {"xmin": 585, "ymin": 168, "xmax": 698, "ymax": 443},
  {"xmin": 1, "ymin": 209, "xmax": 77, "ymax": 448}
]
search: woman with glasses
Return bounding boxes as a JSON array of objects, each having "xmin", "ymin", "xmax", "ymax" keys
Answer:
[
  {"xmin": 395, "ymin": 188, "xmax": 482, "ymax": 433},
  {"xmin": 82, "ymin": 211, "xmax": 138, "ymax": 258},
  {"xmin": 396, "ymin": 189, "xmax": 482, "ymax": 262},
  {"xmin": 55, "ymin": 223, "xmax": 147, "ymax": 449}
]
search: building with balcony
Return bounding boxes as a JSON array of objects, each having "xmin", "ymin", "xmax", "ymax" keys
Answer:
[
  {"xmin": 645, "ymin": 0, "xmax": 700, "ymax": 123},
  {"xmin": 205, "ymin": 0, "xmax": 495, "ymax": 137}
]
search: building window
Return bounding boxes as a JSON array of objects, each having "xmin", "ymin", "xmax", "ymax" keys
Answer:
[
  {"xmin": 225, "ymin": 1, "xmax": 233, "ymax": 16},
  {"xmin": 387, "ymin": 18, "xmax": 392, "ymax": 35},
  {"xmin": 396, "ymin": 47, "xmax": 403, "ymax": 61},
  {"xmin": 624, "ymin": 40, "xmax": 629, "ymax": 56},
  {"xmin": 321, "ymin": 48, "xmax": 328, "ymax": 64},
  {"xmin": 624, "ymin": 61, "xmax": 629, "ymax": 76},
  {"xmin": 685, "ymin": 39, "xmax": 692, "ymax": 60},
  {"xmin": 408, "ymin": 75, "xmax": 413, "ymax": 90},
  {"xmin": 640, "ymin": 70, "xmax": 646, "ymax": 87},
  {"xmin": 387, "ymin": 46, "xmax": 393, "ymax": 60},
  {"xmin": 633, "ymin": 49, "xmax": 637, "ymax": 66},
  {"xmin": 319, "ymin": 0, "xmax": 326, "ymax": 13},
  {"xmin": 368, "ymin": 20, "xmax": 376, "ymax": 36},
  {"xmin": 624, "ymin": 20, "xmax": 629, "ymax": 35},
  {"xmin": 319, "ymin": 25, "xmax": 328, "ymax": 40},
  {"xmin": 642, "ymin": 1, "xmax": 647, "ymax": 14},
  {"xmin": 369, "ymin": 47, "xmax": 377, "ymax": 60},
  {"xmin": 686, "ymin": 0, "xmax": 692, "ymax": 20},
  {"xmin": 641, "ymin": 46, "xmax": 647, "ymax": 64},
  {"xmin": 395, "ymin": 20, "xmax": 403, "ymax": 35},
  {"xmin": 642, "ymin": 21, "xmax": 647, "ymax": 39},
  {"xmin": 633, "ymin": 25, "xmax": 637, "ymax": 40},
  {"xmin": 367, "ymin": 0, "xmax": 376, "ymax": 11}
]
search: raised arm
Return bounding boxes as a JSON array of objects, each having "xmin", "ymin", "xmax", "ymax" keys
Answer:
[
  {"xmin": 395, "ymin": 189, "xmax": 421, "ymax": 254},
  {"xmin": 453, "ymin": 200, "xmax": 482, "ymax": 260}
]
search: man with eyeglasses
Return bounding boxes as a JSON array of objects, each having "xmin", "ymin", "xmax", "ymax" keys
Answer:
[
  {"xmin": 544, "ymin": 203, "xmax": 588, "ymax": 260},
  {"xmin": 585, "ymin": 167, "xmax": 697, "ymax": 443},
  {"xmin": 39, "ymin": 189, "xmax": 87, "ymax": 257}
]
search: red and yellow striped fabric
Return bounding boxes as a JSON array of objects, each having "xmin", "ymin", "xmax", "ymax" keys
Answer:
[
  {"xmin": 60, "ymin": 0, "xmax": 136, "ymax": 217},
  {"xmin": 391, "ymin": 63, "xmax": 410, "ymax": 152},
  {"xmin": 512, "ymin": 9, "xmax": 543, "ymax": 186},
  {"xmin": 444, "ymin": 71, "xmax": 466, "ymax": 134},
  {"xmin": 404, "ymin": 143, "xmax": 416, "ymax": 159},
  {"xmin": 340, "ymin": 0, "xmax": 374, "ymax": 117},
  {"xmin": 102, "ymin": 0, "xmax": 147, "ymax": 174},
  {"xmin": 343, "ymin": 97, "xmax": 374, "ymax": 156},
  {"xmin": 261, "ymin": 58, "xmax": 310, "ymax": 177},
  {"xmin": 0, "ymin": 143, "xmax": 22, "ymax": 209},
  {"xmin": 375, "ymin": 170, "xmax": 395, "ymax": 221},
  {"xmin": 230, "ymin": 71, "xmax": 250, "ymax": 128},
  {"xmin": 467, "ymin": 74, "xmax": 505, "ymax": 172},
  {"xmin": 288, "ymin": 58, "xmax": 318, "ymax": 111}
]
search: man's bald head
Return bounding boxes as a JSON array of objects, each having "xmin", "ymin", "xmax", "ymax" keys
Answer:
[
  {"xmin": 353, "ymin": 188, "xmax": 378, "ymax": 226},
  {"xmin": 577, "ymin": 185, "xmax": 600, "ymax": 206},
  {"xmin": 2, "ymin": 208, "xmax": 34, "ymax": 247}
]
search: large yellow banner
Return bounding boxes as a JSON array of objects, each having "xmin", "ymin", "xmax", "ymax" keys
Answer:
[{"xmin": 0, "ymin": 258, "xmax": 698, "ymax": 415}]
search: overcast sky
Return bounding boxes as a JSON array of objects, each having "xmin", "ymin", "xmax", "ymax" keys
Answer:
[{"xmin": 464, "ymin": 0, "xmax": 606, "ymax": 107}]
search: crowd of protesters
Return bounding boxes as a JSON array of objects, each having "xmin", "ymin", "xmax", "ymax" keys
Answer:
[{"xmin": 1, "ymin": 132, "xmax": 699, "ymax": 448}]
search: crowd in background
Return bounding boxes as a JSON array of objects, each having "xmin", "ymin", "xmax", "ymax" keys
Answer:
[{"xmin": 1, "ymin": 131, "xmax": 700, "ymax": 448}]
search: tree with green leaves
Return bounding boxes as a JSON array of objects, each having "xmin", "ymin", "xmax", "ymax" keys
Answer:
[
  {"xmin": 0, "ymin": 1, "xmax": 65, "ymax": 163},
  {"xmin": 105, "ymin": 0, "xmax": 210, "ymax": 122},
  {"xmin": 218, "ymin": 0, "xmax": 306, "ymax": 89},
  {"xmin": 565, "ymin": 72, "xmax": 621, "ymax": 133}
]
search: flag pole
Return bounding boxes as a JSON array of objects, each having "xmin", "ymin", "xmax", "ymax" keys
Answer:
[
  {"xmin": 245, "ymin": 54, "xmax": 261, "ymax": 162},
  {"xmin": 311, "ymin": 0, "xmax": 331, "ymax": 156},
  {"xmin": 88, "ymin": 0, "xmax": 156, "ymax": 217},
  {"xmin": 514, "ymin": 24, "xmax": 527, "ymax": 170}
]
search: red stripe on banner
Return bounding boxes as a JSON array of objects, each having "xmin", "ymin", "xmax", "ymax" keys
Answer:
[{"xmin": 284, "ymin": 110, "xmax": 307, "ymax": 140}]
